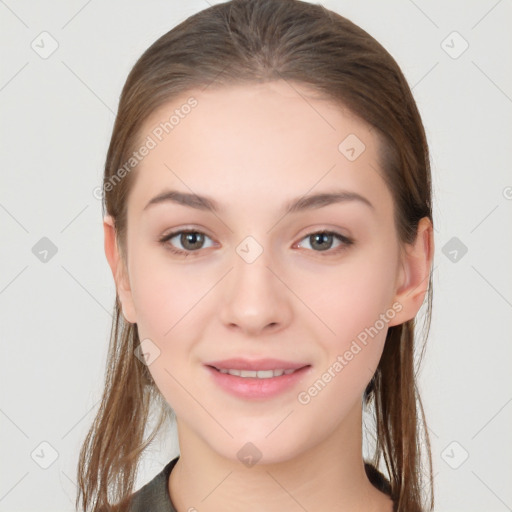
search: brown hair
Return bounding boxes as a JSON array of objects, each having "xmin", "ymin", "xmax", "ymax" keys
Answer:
[{"xmin": 76, "ymin": 1, "xmax": 435, "ymax": 510}]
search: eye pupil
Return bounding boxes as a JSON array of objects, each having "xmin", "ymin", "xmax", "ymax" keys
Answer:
[
  {"xmin": 311, "ymin": 232, "xmax": 333, "ymax": 251},
  {"xmin": 182, "ymin": 232, "xmax": 204, "ymax": 250}
]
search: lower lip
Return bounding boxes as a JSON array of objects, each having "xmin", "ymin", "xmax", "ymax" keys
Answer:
[{"xmin": 205, "ymin": 365, "xmax": 311, "ymax": 400}]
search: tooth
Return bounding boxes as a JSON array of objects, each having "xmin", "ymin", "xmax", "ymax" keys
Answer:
[
  {"xmin": 219, "ymin": 368, "xmax": 298, "ymax": 378},
  {"xmin": 239, "ymin": 370, "xmax": 257, "ymax": 377}
]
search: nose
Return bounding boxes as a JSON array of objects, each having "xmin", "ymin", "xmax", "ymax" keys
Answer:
[{"xmin": 218, "ymin": 242, "xmax": 292, "ymax": 336}]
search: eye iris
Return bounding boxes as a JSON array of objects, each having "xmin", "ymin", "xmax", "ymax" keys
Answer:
[
  {"xmin": 311, "ymin": 232, "xmax": 333, "ymax": 251},
  {"xmin": 181, "ymin": 232, "xmax": 204, "ymax": 250}
]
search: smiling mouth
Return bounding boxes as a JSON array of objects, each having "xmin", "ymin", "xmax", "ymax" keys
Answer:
[
  {"xmin": 205, "ymin": 364, "xmax": 311, "ymax": 399},
  {"xmin": 210, "ymin": 367, "xmax": 303, "ymax": 379}
]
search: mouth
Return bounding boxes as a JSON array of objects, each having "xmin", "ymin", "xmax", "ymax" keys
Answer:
[
  {"xmin": 205, "ymin": 357, "xmax": 309, "ymax": 374},
  {"xmin": 203, "ymin": 358, "xmax": 312, "ymax": 399},
  {"xmin": 208, "ymin": 367, "xmax": 305, "ymax": 379}
]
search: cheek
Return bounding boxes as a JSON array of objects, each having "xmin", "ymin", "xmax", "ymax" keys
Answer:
[
  {"xmin": 295, "ymin": 260, "xmax": 396, "ymax": 423},
  {"xmin": 127, "ymin": 251, "xmax": 203, "ymax": 410},
  {"xmin": 305, "ymin": 245, "xmax": 398, "ymax": 344},
  {"xmin": 297, "ymin": 244, "xmax": 398, "ymax": 404},
  {"xmin": 128, "ymin": 246, "xmax": 211, "ymax": 337}
]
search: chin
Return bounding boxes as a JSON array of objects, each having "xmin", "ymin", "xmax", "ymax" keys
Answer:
[{"xmin": 207, "ymin": 430, "xmax": 307, "ymax": 468}]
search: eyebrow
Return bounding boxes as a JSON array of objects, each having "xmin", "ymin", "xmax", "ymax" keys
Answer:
[{"xmin": 143, "ymin": 188, "xmax": 375, "ymax": 215}]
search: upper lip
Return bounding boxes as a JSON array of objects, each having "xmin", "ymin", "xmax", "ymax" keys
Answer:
[{"xmin": 205, "ymin": 358, "xmax": 309, "ymax": 371}]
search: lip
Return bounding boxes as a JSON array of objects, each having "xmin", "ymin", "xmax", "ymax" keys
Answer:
[
  {"xmin": 205, "ymin": 358, "xmax": 308, "ymax": 371},
  {"xmin": 204, "ymin": 360, "xmax": 311, "ymax": 400}
]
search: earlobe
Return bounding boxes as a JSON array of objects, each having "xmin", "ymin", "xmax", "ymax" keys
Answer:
[
  {"xmin": 103, "ymin": 215, "xmax": 137, "ymax": 324},
  {"xmin": 388, "ymin": 217, "xmax": 434, "ymax": 327}
]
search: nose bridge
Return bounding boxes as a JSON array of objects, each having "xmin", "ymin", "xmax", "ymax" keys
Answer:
[
  {"xmin": 218, "ymin": 232, "xmax": 290, "ymax": 332},
  {"xmin": 231, "ymin": 233, "xmax": 278, "ymax": 296}
]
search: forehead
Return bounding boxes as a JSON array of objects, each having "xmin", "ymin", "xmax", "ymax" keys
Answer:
[
  {"xmin": 128, "ymin": 80, "xmax": 392, "ymax": 219},
  {"xmin": 140, "ymin": 80, "xmax": 372, "ymax": 147}
]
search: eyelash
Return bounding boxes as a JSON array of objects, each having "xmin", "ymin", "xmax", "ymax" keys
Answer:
[{"xmin": 158, "ymin": 228, "xmax": 354, "ymax": 258}]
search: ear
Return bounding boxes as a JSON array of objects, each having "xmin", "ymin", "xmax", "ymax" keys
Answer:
[
  {"xmin": 103, "ymin": 215, "xmax": 137, "ymax": 324},
  {"xmin": 388, "ymin": 217, "xmax": 434, "ymax": 327}
]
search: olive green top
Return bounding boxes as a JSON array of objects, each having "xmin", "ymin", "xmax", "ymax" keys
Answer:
[{"xmin": 128, "ymin": 456, "xmax": 179, "ymax": 512}]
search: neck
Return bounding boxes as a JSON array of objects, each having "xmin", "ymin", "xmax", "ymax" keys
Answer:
[{"xmin": 168, "ymin": 401, "xmax": 393, "ymax": 512}]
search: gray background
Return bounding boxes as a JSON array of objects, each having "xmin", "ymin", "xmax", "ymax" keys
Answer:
[{"xmin": 1, "ymin": 0, "xmax": 511, "ymax": 511}]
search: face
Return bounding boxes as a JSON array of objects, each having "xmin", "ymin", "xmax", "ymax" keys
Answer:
[{"xmin": 110, "ymin": 80, "xmax": 413, "ymax": 464}]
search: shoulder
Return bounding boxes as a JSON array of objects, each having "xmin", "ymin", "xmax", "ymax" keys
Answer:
[{"xmin": 127, "ymin": 456, "xmax": 180, "ymax": 512}]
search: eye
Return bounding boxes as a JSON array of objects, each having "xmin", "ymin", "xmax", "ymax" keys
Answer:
[
  {"xmin": 295, "ymin": 230, "xmax": 354, "ymax": 255},
  {"xmin": 158, "ymin": 228, "xmax": 354, "ymax": 258},
  {"xmin": 158, "ymin": 229, "xmax": 215, "ymax": 257}
]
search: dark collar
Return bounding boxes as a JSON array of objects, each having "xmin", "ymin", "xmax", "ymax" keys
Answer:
[{"xmin": 128, "ymin": 456, "xmax": 179, "ymax": 512}]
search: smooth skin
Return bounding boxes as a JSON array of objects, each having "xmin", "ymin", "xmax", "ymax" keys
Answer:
[{"xmin": 104, "ymin": 80, "xmax": 434, "ymax": 512}]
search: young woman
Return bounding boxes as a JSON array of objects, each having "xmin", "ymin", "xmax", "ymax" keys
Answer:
[{"xmin": 76, "ymin": 1, "xmax": 436, "ymax": 511}]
